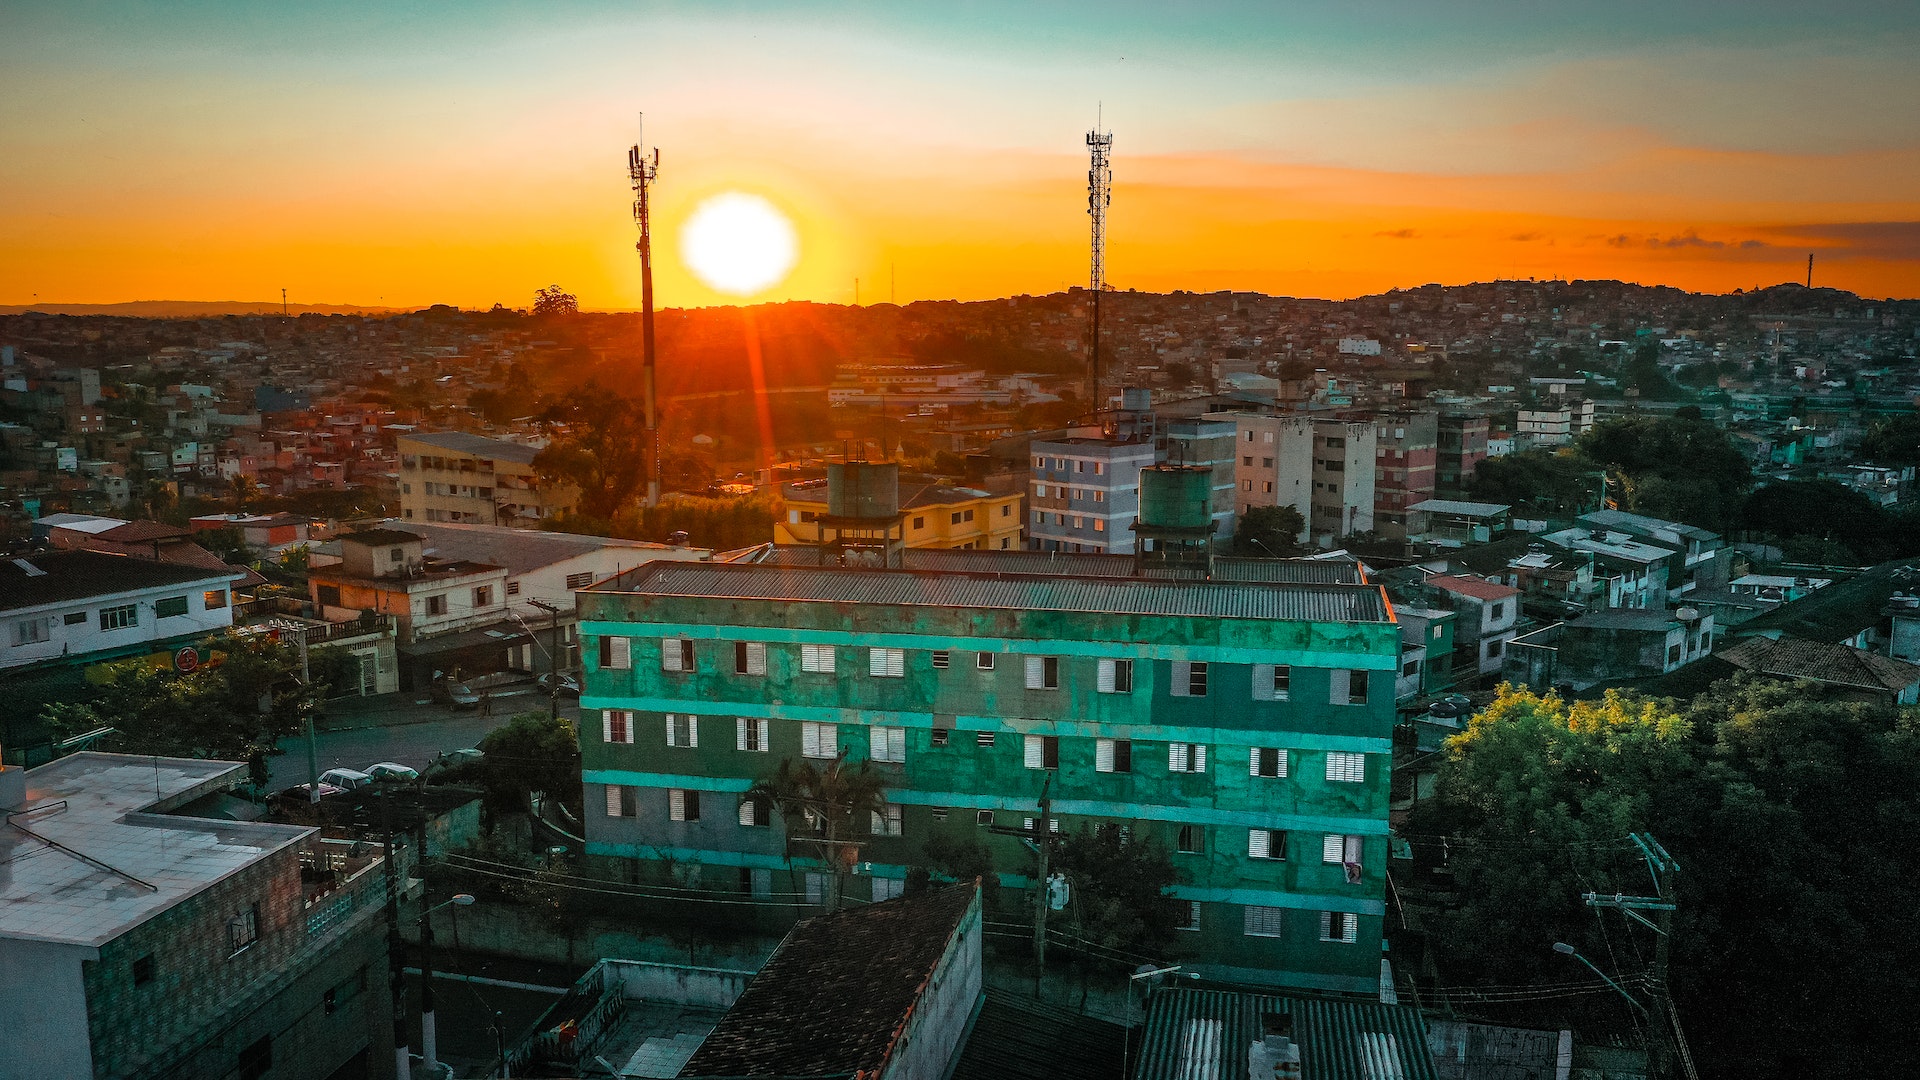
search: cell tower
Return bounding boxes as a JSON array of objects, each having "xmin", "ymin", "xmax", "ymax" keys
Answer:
[
  {"xmin": 1087, "ymin": 123, "xmax": 1113, "ymax": 419},
  {"xmin": 628, "ymin": 118, "xmax": 662, "ymax": 508}
]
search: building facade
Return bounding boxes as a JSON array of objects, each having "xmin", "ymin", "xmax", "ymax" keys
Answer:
[
  {"xmin": 397, "ymin": 431, "xmax": 575, "ymax": 527},
  {"xmin": 1435, "ymin": 414, "xmax": 1489, "ymax": 497},
  {"xmin": 778, "ymin": 481, "xmax": 1024, "ymax": 552},
  {"xmin": 1027, "ymin": 438, "xmax": 1155, "ymax": 554},
  {"xmin": 0, "ymin": 550, "xmax": 239, "ymax": 671},
  {"xmin": 1370, "ymin": 410, "xmax": 1438, "ymax": 543},
  {"xmin": 576, "ymin": 560, "xmax": 1399, "ymax": 992}
]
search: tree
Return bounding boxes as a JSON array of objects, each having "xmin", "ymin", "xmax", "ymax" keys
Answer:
[
  {"xmin": 1232, "ymin": 505, "xmax": 1306, "ymax": 556},
  {"xmin": 469, "ymin": 712, "xmax": 583, "ymax": 818},
  {"xmin": 748, "ymin": 754, "xmax": 887, "ymax": 910},
  {"xmin": 533, "ymin": 382, "xmax": 650, "ymax": 520},
  {"xmin": 1736, "ymin": 480, "xmax": 1915, "ymax": 564},
  {"xmin": 1857, "ymin": 413, "xmax": 1920, "ymax": 466},
  {"xmin": 1468, "ymin": 450, "xmax": 1602, "ymax": 517},
  {"xmin": 1050, "ymin": 822, "xmax": 1182, "ymax": 958},
  {"xmin": 531, "ymin": 285, "xmax": 578, "ymax": 318}
]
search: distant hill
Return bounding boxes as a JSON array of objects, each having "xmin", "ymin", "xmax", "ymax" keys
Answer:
[{"xmin": 0, "ymin": 300, "xmax": 403, "ymax": 317}]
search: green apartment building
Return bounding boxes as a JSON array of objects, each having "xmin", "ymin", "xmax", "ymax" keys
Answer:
[{"xmin": 576, "ymin": 558, "xmax": 1399, "ymax": 992}]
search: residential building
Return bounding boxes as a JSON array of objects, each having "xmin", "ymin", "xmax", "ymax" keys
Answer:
[
  {"xmin": 1515, "ymin": 398, "xmax": 1595, "ymax": 447},
  {"xmin": 396, "ymin": 431, "xmax": 574, "ymax": 527},
  {"xmin": 1215, "ymin": 415, "xmax": 1376, "ymax": 548},
  {"xmin": 1132, "ymin": 986, "xmax": 1439, "ymax": 1080},
  {"xmin": 778, "ymin": 478, "xmax": 1023, "ymax": 552},
  {"xmin": 1577, "ymin": 510, "xmax": 1730, "ymax": 600},
  {"xmin": 1732, "ymin": 558, "xmax": 1920, "ymax": 658},
  {"xmin": 1505, "ymin": 609, "xmax": 1714, "ymax": 692},
  {"xmin": 1435, "ymin": 414, "xmax": 1489, "ymax": 497},
  {"xmin": 1028, "ymin": 438, "xmax": 1156, "ymax": 554},
  {"xmin": 0, "ymin": 551, "xmax": 239, "ymax": 671},
  {"xmin": 1407, "ymin": 499, "xmax": 1510, "ymax": 548},
  {"xmin": 1370, "ymin": 410, "xmax": 1438, "ymax": 542},
  {"xmin": 1424, "ymin": 575, "xmax": 1521, "ymax": 680},
  {"xmin": 577, "ymin": 559, "xmax": 1400, "ymax": 991},
  {"xmin": 1394, "ymin": 605, "xmax": 1458, "ymax": 699},
  {"xmin": 1534, "ymin": 526, "xmax": 1674, "ymax": 610},
  {"xmin": 188, "ymin": 512, "xmax": 315, "ymax": 556},
  {"xmin": 1161, "ymin": 417, "xmax": 1239, "ymax": 541},
  {"xmin": 307, "ymin": 528, "xmax": 508, "ymax": 687},
  {"xmin": 0, "ymin": 754, "xmax": 393, "ymax": 1080},
  {"xmin": 1714, "ymin": 636, "xmax": 1920, "ymax": 708}
]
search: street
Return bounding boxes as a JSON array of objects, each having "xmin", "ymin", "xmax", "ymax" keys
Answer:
[{"xmin": 269, "ymin": 687, "xmax": 584, "ymax": 791}]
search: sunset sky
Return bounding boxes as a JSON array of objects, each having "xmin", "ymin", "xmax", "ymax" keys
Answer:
[{"xmin": 5, "ymin": 1, "xmax": 1919, "ymax": 308}]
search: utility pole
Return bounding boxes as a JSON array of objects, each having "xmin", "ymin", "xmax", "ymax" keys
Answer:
[
  {"xmin": 1086, "ymin": 121, "xmax": 1112, "ymax": 422},
  {"xmin": 1583, "ymin": 832, "xmax": 1682, "ymax": 1080},
  {"xmin": 529, "ymin": 600, "xmax": 561, "ymax": 721},
  {"xmin": 628, "ymin": 118, "xmax": 662, "ymax": 509},
  {"xmin": 382, "ymin": 791, "xmax": 412, "ymax": 1080},
  {"xmin": 1033, "ymin": 780, "xmax": 1051, "ymax": 971},
  {"xmin": 414, "ymin": 791, "xmax": 436, "ymax": 1075},
  {"xmin": 297, "ymin": 630, "xmax": 320, "ymax": 806}
]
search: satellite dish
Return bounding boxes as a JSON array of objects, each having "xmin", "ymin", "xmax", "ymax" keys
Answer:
[{"xmin": 1676, "ymin": 606, "xmax": 1701, "ymax": 622}]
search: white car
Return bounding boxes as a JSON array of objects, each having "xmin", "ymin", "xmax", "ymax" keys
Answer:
[
  {"xmin": 366, "ymin": 762, "xmax": 420, "ymax": 783},
  {"xmin": 318, "ymin": 768, "xmax": 374, "ymax": 791}
]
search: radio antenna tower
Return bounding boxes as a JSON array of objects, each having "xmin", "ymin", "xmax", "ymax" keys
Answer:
[
  {"xmin": 1086, "ymin": 119, "xmax": 1113, "ymax": 421},
  {"xmin": 629, "ymin": 116, "xmax": 663, "ymax": 508}
]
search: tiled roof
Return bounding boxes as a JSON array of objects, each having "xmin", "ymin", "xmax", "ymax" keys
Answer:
[
  {"xmin": 1134, "ymin": 987, "xmax": 1439, "ymax": 1080},
  {"xmin": 948, "ymin": 990, "xmax": 1124, "ymax": 1080},
  {"xmin": 593, "ymin": 562, "xmax": 1394, "ymax": 623},
  {"xmin": 0, "ymin": 550, "xmax": 239, "ymax": 612},
  {"xmin": 1427, "ymin": 574, "xmax": 1519, "ymax": 602},
  {"xmin": 1717, "ymin": 636, "xmax": 1920, "ymax": 693},
  {"xmin": 97, "ymin": 519, "xmax": 192, "ymax": 543},
  {"xmin": 400, "ymin": 430, "xmax": 540, "ymax": 464},
  {"xmin": 679, "ymin": 885, "xmax": 979, "ymax": 1078}
]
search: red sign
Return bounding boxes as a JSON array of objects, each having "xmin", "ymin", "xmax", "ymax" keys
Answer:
[{"xmin": 175, "ymin": 647, "xmax": 200, "ymax": 673}]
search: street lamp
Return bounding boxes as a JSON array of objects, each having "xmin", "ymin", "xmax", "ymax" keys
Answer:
[
  {"xmin": 1122, "ymin": 964, "xmax": 1200, "ymax": 1080},
  {"xmin": 420, "ymin": 894, "xmax": 478, "ymax": 1075},
  {"xmin": 1552, "ymin": 942, "xmax": 1648, "ymax": 1015}
]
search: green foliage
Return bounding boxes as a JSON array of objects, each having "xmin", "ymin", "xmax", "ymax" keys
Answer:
[
  {"xmin": 1468, "ymin": 450, "xmax": 1602, "ymax": 517},
  {"xmin": 1577, "ymin": 415, "xmax": 1753, "ymax": 532},
  {"xmin": 1737, "ymin": 480, "xmax": 1919, "ymax": 564},
  {"xmin": 749, "ymin": 754, "xmax": 888, "ymax": 909},
  {"xmin": 1231, "ymin": 505, "xmax": 1306, "ymax": 556},
  {"xmin": 42, "ymin": 632, "xmax": 319, "ymax": 765},
  {"xmin": 471, "ymin": 712, "xmax": 583, "ymax": 818},
  {"xmin": 915, "ymin": 833, "xmax": 998, "ymax": 903},
  {"xmin": 542, "ymin": 493, "xmax": 776, "ymax": 551},
  {"xmin": 1857, "ymin": 413, "xmax": 1920, "ymax": 466},
  {"xmin": 1410, "ymin": 680, "xmax": 1920, "ymax": 1078},
  {"xmin": 533, "ymin": 382, "xmax": 651, "ymax": 519},
  {"xmin": 1050, "ymin": 822, "xmax": 1182, "ymax": 958}
]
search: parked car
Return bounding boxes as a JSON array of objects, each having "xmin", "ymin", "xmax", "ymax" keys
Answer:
[
  {"xmin": 319, "ymin": 767, "xmax": 374, "ymax": 791},
  {"xmin": 275, "ymin": 782, "xmax": 347, "ymax": 807},
  {"xmin": 366, "ymin": 762, "xmax": 419, "ymax": 783},
  {"xmin": 537, "ymin": 671, "xmax": 582, "ymax": 698},
  {"xmin": 431, "ymin": 677, "xmax": 481, "ymax": 710},
  {"xmin": 426, "ymin": 748, "xmax": 485, "ymax": 773}
]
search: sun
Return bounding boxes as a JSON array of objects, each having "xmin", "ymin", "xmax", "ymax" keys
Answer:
[{"xmin": 679, "ymin": 192, "xmax": 799, "ymax": 296}]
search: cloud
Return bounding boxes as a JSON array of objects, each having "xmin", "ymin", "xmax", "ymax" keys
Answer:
[
  {"xmin": 1761, "ymin": 221, "xmax": 1920, "ymax": 260},
  {"xmin": 1604, "ymin": 230, "xmax": 1768, "ymax": 250},
  {"xmin": 1376, "ymin": 228, "xmax": 1418, "ymax": 239}
]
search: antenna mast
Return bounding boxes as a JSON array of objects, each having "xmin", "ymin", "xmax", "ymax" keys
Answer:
[
  {"xmin": 1086, "ymin": 119, "xmax": 1113, "ymax": 422},
  {"xmin": 629, "ymin": 117, "xmax": 663, "ymax": 508}
]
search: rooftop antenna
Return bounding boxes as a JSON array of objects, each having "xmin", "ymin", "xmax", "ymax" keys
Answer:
[
  {"xmin": 1806, "ymin": 252, "xmax": 1814, "ymax": 290},
  {"xmin": 1086, "ymin": 108, "xmax": 1113, "ymax": 426},
  {"xmin": 628, "ymin": 114, "xmax": 663, "ymax": 508},
  {"xmin": 281, "ymin": 288, "xmax": 288, "ymax": 317}
]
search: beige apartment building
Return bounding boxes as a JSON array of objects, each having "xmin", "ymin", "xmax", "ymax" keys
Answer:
[
  {"xmin": 1213, "ymin": 413, "xmax": 1377, "ymax": 548},
  {"xmin": 396, "ymin": 431, "xmax": 575, "ymax": 527}
]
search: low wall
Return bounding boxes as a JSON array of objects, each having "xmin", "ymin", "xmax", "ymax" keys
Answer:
[
  {"xmin": 603, "ymin": 959, "xmax": 752, "ymax": 1009},
  {"xmin": 404, "ymin": 901, "xmax": 781, "ymax": 973}
]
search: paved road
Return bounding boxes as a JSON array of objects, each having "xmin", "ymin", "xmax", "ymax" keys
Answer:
[{"xmin": 268, "ymin": 691, "xmax": 584, "ymax": 790}]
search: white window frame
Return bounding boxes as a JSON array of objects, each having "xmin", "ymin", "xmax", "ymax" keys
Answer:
[
  {"xmin": 665, "ymin": 714, "xmax": 699, "ymax": 748},
  {"xmin": 871, "ymin": 726, "xmax": 907, "ymax": 763},
  {"xmin": 1024, "ymin": 655, "xmax": 1060, "ymax": 690},
  {"xmin": 1095, "ymin": 737, "xmax": 1131, "ymax": 773},
  {"xmin": 736, "ymin": 716, "xmax": 770, "ymax": 752},
  {"xmin": 658, "ymin": 637, "xmax": 690, "ymax": 673},
  {"xmin": 1248, "ymin": 828, "xmax": 1285, "ymax": 860},
  {"xmin": 1168, "ymin": 742, "xmax": 1208, "ymax": 773},
  {"xmin": 869, "ymin": 646, "xmax": 905, "ymax": 678},
  {"xmin": 1171, "ymin": 661, "xmax": 1208, "ymax": 697},
  {"xmin": 1320, "ymin": 910, "xmax": 1359, "ymax": 943},
  {"xmin": 1325, "ymin": 751, "xmax": 1366, "ymax": 783},
  {"xmin": 1023, "ymin": 733, "xmax": 1058, "ymax": 770},
  {"xmin": 1250, "ymin": 747, "xmax": 1287, "ymax": 778},
  {"xmin": 738, "ymin": 796, "xmax": 766, "ymax": 827},
  {"xmin": 1252, "ymin": 663, "xmax": 1291, "ymax": 701},
  {"xmin": 668, "ymin": 788, "xmax": 700, "ymax": 822},
  {"xmin": 1176, "ymin": 901, "xmax": 1202, "ymax": 932},
  {"xmin": 605, "ymin": 785, "xmax": 637, "ymax": 818},
  {"xmin": 602, "ymin": 709, "xmax": 635, "ymax": 745},
  {"xmin": 1322, "ymin": 834, "xmax": 1363, "ymax": 865},
  {"xmin": 870, "ymin": 802, "xmax": 904, "ymax": 836},
  {"xmin": 1330, "ymin": 668, "xmax": 1368, "ymax": 705},
  {"xmin": 801, "ymin": 721, "xmax": 839, "ymax": 759},
  {"xmin": 976, "ymin": 652, "xmax": 996, "ymax": 670},
  {"xmin": 801, "ymin": 643, "xmax": 836, "ymax": 673},
  {"xmin": 735, "ymin": 641, "xmax": 767, "ymax": 675},
  {"xmin": 1097, "ymin": 657, "xmax": 1133, "ymax": 694},
  {"xmin": 1243, "ymin": 905, "xmax": 1285, "ymax": 938}
]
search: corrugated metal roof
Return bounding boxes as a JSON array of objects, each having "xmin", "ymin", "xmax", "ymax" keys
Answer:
[
  {"xmin": 595, "ymin": 562, "xmax": 1392, "ymax": 623},
  {"xmin": 1133, "ymin": 987, "xmax": 1439, "ymax": 1080},
  {"xmin": 742, "ymin": 546, "xmax": 1364, "ymax": 585}
]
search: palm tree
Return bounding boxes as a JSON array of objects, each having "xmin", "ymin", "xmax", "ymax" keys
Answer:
[{"xmin": 748, "ymin": 753, "xmax": 888, "ymax": 911}]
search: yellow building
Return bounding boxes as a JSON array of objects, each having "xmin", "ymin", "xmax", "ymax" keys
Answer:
[
  {"xmin": 397, "ymin": 431, "xmax": 576, "ymax": 527},
  {"xmin": 776, "ymin": 478, "xmax": 1024, "ymax": 551}
]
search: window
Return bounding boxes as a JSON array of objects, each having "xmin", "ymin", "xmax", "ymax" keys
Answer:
[
  {"xmin": 660, "ymin": 637, "xmax": 692, "ymax": 672},
  {"xmin": 869, "ymin": 647, "xmax": 905, "ymax": 678},
  {"xmin": 1023, "ymin": 734, "xmax": 1059, "ymax": 770},
  {"xmin": 975, "ymin": 731, "xmax": 996, "ymax": 747},
  {"xmin": 506, "ymin": 580, "xmax": 522, "ymax": 596},
  {"xmin": 976, "ymin": 651, "xmax": 996, "ymax": 670},
  {"xmin": 1177, "ymin": 824, "xmax": 1204, "ymax": 854},
  {"xmin": 1095, "ymin": 738, "xmax": 1132, "ymax": 773},
  {"xmin": 929, "ymin": 650, "xmax": 951, "ymax": 671},
  {"xmin": 1243, "ymin": 905, "xmax": 1285, "ymax": 938},
  {"xmin": 100, "ymin": 604, "xmax": 137, "ymax": 631},
  {"xmin": 1176, "ymin": 901, "xmax": 1202, "ymax": 932},
  {"xmin": 150, "ymin": 596, "xmax": 185, "ymax": 620},
  {"xmin": 605, "ymin": 785, "xmax": 639, "ymax": 818},
  {"xmin": 1252, "ymin": 664, "xmax": 1291, "ymax": 701},
  {"xmin": 1666, "ymin": 642, "xmax": 1682, "ymax": 664},
  {"xmin": 425, "ymin": 594, "xmax": 449, "ymax": 616},
  {"xmin": 1024, "ymin": 655, "xmax": 1060, "ymax": 690},
  {"xmin": 801, "ymin": 643, "xmax": 836, "ymax": 673},
  {"xmin": 1249, "ymin": 828, "xmax": 1286, "ymax": 859},
  {"xmin": 132, "ymin": 953, "xmax": 155, "ymax": 987},
  {"xmin": 565, "ymin": 571, "xmax": 595, "ymax": 589},
  {"xmin": 1320, "ymin": 911, "xmax": 1359, "ymax": 944},
  {"xmin": 964, "ymin": 509, "xmax": 975, "ymax": 522},
  {"xmin": 736, "ymin": 716, "xmax": 770, "ymax": 752},
  {"xmin": 665, "ymin": 714, "xmax": 699, "ymax": 747},
  {"xmin": 602, "ymin": 709, "xmax": 635, "ymax": 744},
  {"xmin": 735, "ymin": 641, "xmax": 767, "ymax": 675},
  {"xmin": 951, "ymin": 511, "xmax": 963, "ymax": 525},
  {"xmin": 1002, "ymin": 504, "xmax": 1011, "ymax": 516},
  {"xmin": 11, "ymin": 619, "xmax": 47, "ymax": 647},
  {"xmin": 1097, "ymin": 658, "xmax": 1133, "ymax": 693},
  {"xmin": 668, "ymin": 789, "xmax": 701, "ymax": 822},
  {"xmin": 1490, "ymin": 601, "xmax": 1506, "ymax": 620},
  {"xmin": 1323, "ymin": 833, "xmax": 1363, "ymax": 866},
  {"xmin": 742, "ymin": 867, "xmax": 774, "ymax": 898},
  {"xmin": 63, "ymin": 611, "xmax": 86, "ymax": 626},
  {"xmin": 1325, "ymin": 751, "xmax": 1366, "ymax": 783},
  {"xmin": 238, "ymin": 1034, "xmax": 273, "ymax": 1080},
  {"xmin": 472, "ymin": 586, "xmax": 492, "ymax": 608},
  {"xmin": 871, "ymin": 726, "xmax": 907, "ymax": 763},
  {"xmin": 873, "ymin": 877, "xmax": 905, "ymax": 902},
  {"xmin": 316, "ymin": 584, "xmax": 342, "ymax": 607},
  {"xmin": 203, "ymin": 589, "xmax": 228, "ymax": 610},
  {"xmin": 1024, "ymin": 816, "xmax": 1059, "ymax": 834},
  {"xmin": 227, "ymin": 903, "xmax": 260, "ymax": 955},
  {"xmin": 739, "ymin": 796, "xmax": 771, "ymax": 827},
  {"xmin": 930, "ymin": 728, "xmax": 950, "ymax": 747},
  {"xmin": 1172, "ymin": 661, "xmax": 1208, "ymax": 697},
  {"xmin": 1262, "ymin": 457, "xmax": 1273, "ymax": 468},
  {"xmin": 1487, "ymin": 639, "xmax": 1504, "ymax": 660},
  {"xmin": 804, "ymin": 872, "xmax": 828, "ymax": 905},
  {"xmin": 801, "ymin": 721, "xmax": 839, "ymax": 759},
  {"xmin": 913, "ymin": 515, "xmax": 926, "ymax": 530},
  {"xmin": 1330, "ymin": 669, "xmax": 1367, "ymax": 705},
  {"xmin": 1250, "ymin": 747, "xmax": 1287, "ymax": 778},
  {"xmin": 1168, "ymin": 742, "xmax": 1208, "ymax": 773},
  {"xmin": 976, "ymin": 809, "xmax": 995, "ymax": 826},
  {"xmin": 1243, "ymin": 455, "xmax": 1254, "ymax": 466},
  {"xmin": 870, "ymin": 803, "xmax": 904, "ymax": 836}
]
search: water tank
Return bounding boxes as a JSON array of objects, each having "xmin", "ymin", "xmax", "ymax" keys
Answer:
[
  {"xmin": 1138, "ymin": 464, "xmax": 1213, "ymax": 531},
  {"xmin": 826, "ymin": 461, "xmax": 900, "ymax": 520}
]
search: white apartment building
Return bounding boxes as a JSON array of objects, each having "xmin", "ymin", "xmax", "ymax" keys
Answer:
[
  {"xmin": 0, "ymin": 551, "xmax": 239, "ymax": 670},
  {"xmin": 1028, "ymin": 438, "xmax": 1156, "ymax": 554},
  {"xmin": 1214, "ymin": 414, "xmax": 1377, "ymax": 548}
]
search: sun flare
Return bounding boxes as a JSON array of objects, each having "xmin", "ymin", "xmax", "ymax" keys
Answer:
[{"xmin": 679, "ymin": 193, "xmax": 799, "ymax": 296}]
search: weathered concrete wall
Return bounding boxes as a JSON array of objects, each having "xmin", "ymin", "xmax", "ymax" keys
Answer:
[{"xmin": 406, "ymin": 902, "xmax": 780, "ymax": 973}]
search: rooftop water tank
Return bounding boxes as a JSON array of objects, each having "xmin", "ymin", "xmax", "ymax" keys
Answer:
[
  {"xmin": 1138, "ymin": 464, "xmax": 1214, "ymax": 532},
  {"xmin": 826, "ymin": 461, "xmax": 900, "ymax": 521}
]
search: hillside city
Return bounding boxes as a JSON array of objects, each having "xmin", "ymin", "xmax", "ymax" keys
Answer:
[{"xmin": 2, "ymin": 279, "xmax": 1917, "ymax": 1080}]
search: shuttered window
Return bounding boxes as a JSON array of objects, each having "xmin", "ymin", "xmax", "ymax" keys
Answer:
[
  {"xmin": 1320, "ymin": 911, "xmax": 1358, "ymax": 943},
  {"xmin": 1243, "ymin": 906, "xmax": 1285, "ymax": 938},
  {"xmin": 801, "ymin": 643, "xmax": 836, "ymax": 673},
  {"xmin": 600, "ymin": 635, "xmax": 632, "ymax": 670},
  {"xmin": 1250, "ymin": 747, "xmax": 1286, "ymax": 777},
  {"xmin": 801, "ymin": 722, "xmax": 838, "ymax": 759},
  {"xmin": 602, "ymin": 710, "xmax": 634, "ymax": 745},
  {"xmin": 1177, "ymin": 901, "xmax": 1202, "ymax": 931},
  {"xmin": 1097, "ymin": 658, "xmax": 1133, "ymax": 693},
  {"xmin": 871, "ymin": 726, "xmax": 907, "ymax": 763},
  {"xmin": 869, "ymin": 647, "xmax": 905, "ymax": 678},
  {"xmin": 804, "ymin": 872, "xmax": 828, "ymax": 905},
  {"xmin": 1248, "ymin": 828, "xmax": 1285, "ymax": 859},
  {"xmin": 1252, "ymin": 664, "xmax": 1291, "ymax": 701},
  {"xmin": 738, "ymin": 796, "xmax": 770, "ymax": 827},
  {"xmin": 931, "ymin": 651, "xmax": 950, "ymax": 669},
  {"xmin": 604, "ymin": 785, "xmax": 637, "ymax": 818},
  {"xmin": 1095, "ymin": 738, "xmax": 1131, "ymax": 773},
  {"xmin": 736, "ymin": 716, "xmax": 770, "ymax": 752},
  {"xmin": 1025, "ymin": 655, "xmax": 1060, "ymax": 690},
  {"xmin": 1330, "ymin": 668, "xmax": 1367, "ymax": 705},
  {"xmin": 1171, "ymin": 661, "xmax": 1208, "ymax": 697},
  {"xmin": 668, "ymin": 789, "xmax": 700, "ymax": 822},
  {"xmin": 1023, "ymin": 734, "xmax": 1059, "ymax": 770},
  {"xmin": 657, "ymin": 637, "xmax": 688, "ymax": 672},
  {"xmin": 1323, "ymin": 834, "xmax": 1363, "ymax": 864},
  {"xmin": 1168, "ymin": 742, "xmax": 1208, "ymax": 773},
  {"xmin": 734, "ymin": 641, "xmax": 766, "ymax": 675},
  {"xmin": 870, "ymin": 803, "xmax": 904, "ymax": 836},
  {"xmin": 1325, "ymin": 751, "xmax": 1366, "ymax": 783},
  {"xmin": 665, "ymin": 714, "xmax": 698, "ymax": 747}
]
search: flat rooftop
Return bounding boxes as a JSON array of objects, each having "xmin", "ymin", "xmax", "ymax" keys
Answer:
[
  {"xmin": 0, "ymin": 754, "xmax": 313, "ymax": 948},
  {"xmin": 590, "ymin": 562, "xmax": 1393, "ymax": 623}
]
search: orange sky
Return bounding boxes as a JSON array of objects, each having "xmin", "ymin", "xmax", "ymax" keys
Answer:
[{"xmin": 4, "ymin": 3, "xmax": 1918, "ymax": 307}]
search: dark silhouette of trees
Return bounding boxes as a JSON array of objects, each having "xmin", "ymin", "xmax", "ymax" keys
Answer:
[
  {"xmin": 533, "ymin": 382, "xmax": 650, "ymax": 520},
  {"xmin": 531, "ymin": 285, "xmax": 578, "ymax": 318}
]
